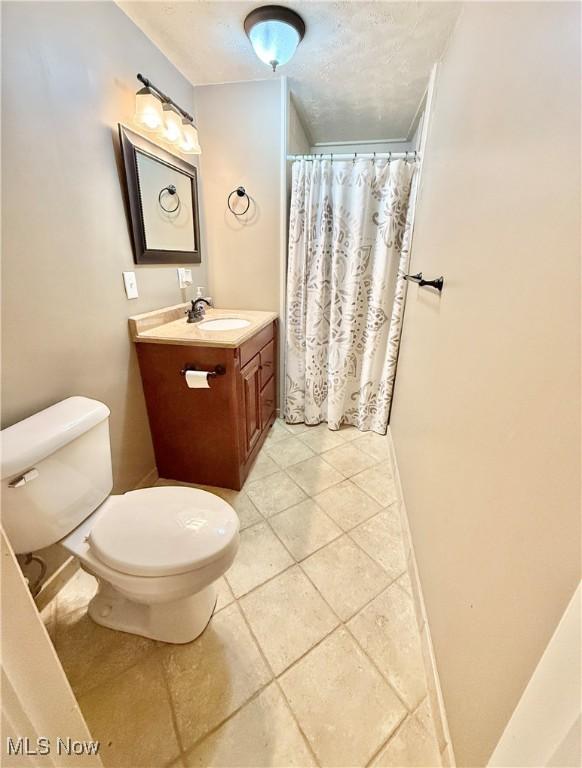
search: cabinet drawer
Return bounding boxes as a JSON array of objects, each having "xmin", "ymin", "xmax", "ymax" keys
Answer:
[
  {"xmin": 259, "ymin": 340, "xmax": 275, "ymax": 389},
  {"xmin": 240, "ymin": 323, "xmax": 274, "ymax": 368},
  {"xmin": 260, "ymin": 377, "xmax": 276, "ymax": 427}
]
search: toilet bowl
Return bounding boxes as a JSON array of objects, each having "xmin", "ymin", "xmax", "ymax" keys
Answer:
[
  {"xmin": 63, "ymin": 486, "xmax": 239, "ymax": 643},
  {"xmin": 1, "ymin": 396, "xmax": 239, "ymax": 644}
]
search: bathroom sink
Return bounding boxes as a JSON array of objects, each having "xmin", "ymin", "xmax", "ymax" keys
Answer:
[{"xmin": 197, "ymin": 317, "xmax": 251, "ymax": 331}]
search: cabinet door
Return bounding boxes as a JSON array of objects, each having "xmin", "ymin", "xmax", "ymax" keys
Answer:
[
  {"xmin": 241, "ymin": 355, "xmax": 262, "ymax": 455},
  {"xmin": 259, "ymin": 340, "xmax": 275, "ymax": 389},
  {"xmin": 261, "ymin": 376, "xmax": 276, "ymax": 427}
]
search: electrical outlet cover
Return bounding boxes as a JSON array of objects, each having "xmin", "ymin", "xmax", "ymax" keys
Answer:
[{"xmin": 177, "ymin": 268, "xmax": 193, "ymax": 288}]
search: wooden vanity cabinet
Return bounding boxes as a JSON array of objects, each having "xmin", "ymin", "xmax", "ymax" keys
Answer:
[{"xmin": 135, "ymin": 320, "xmax": 277, "ymax": 490}]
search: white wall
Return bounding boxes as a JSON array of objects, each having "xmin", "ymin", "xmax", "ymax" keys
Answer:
[
  {"xmin": 1, "ymin": 1, "xmax": 204, "ymax": 584},
  {"xmin": 1, "ymin": 1, "xmax": 203, "ymax": 492},
  {"xmin": 390, "ymin": 3, "xmax": 580, "ymax": 765},
  {"xmin": 288, "ymin": 95, "xmax": 311, "ymax": 155},
  {"xmin": 195, "ymin": 79, "xmax": 285, "ymax": 313}
]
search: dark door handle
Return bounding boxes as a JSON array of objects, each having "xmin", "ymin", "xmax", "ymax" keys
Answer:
[{"xmin": 404, "ymin": 272, "xmax": 444, "ymax": 292}]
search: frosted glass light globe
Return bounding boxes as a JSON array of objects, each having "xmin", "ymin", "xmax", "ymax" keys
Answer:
[
  {"xmin": 248, "ymin": 19, "xmax": 301, "ymax": 71},
  {"xmin": 180, "ymin": 122, "xmax": 202, "ymax": 155},
  {"xmin": 135, "ymin": 88, "xmax": 163, "ymax": 131},
  {"xmin": 163, "ymin": 104, "xmax": 183, "ymax": 144}
]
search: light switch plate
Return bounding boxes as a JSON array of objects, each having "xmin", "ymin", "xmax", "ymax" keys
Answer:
[
  {"xmin": 122, "ymin": 271, "xmax": 139, "ymax": 299},
  {"xmin": 177, "ymin": 268, "xmax": 193, "ymax": 288}
]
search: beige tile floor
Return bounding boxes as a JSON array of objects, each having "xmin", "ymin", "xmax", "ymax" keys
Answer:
[{"xmin": 42, "ymin": 419, "xmax": 442, "ymax": 768}]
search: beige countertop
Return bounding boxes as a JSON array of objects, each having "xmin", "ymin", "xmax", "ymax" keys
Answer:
[{"xmin": 129, "ymin": 304, "xmax": 278, "ymax": 348}]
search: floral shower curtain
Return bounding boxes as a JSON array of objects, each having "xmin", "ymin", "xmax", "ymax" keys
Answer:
[{"xmin": 284, "ymin": 157, "xmax": 418, "ymax": 434}]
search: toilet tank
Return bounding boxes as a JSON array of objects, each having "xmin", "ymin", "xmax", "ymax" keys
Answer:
[{"xmin": 1, "ymin": 397, "xmax": 113, "ymax": 554}]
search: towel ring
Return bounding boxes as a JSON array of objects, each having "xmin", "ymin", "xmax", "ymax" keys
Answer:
[
  {"xmin": 228, "ymin": 186, "xmax": 250, "ymax": 216},
  {"xmin": 158, "ymin": 184, "xmax": 180, "ymax": 213}
]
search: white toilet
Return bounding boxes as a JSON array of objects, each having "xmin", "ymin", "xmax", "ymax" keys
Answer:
[{"xmin": 1, "ymin": 396, "xmax": 239, "ymax": 643}]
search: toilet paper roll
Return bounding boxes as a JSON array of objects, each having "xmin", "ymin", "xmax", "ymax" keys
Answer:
[{"xmin": 185, "ymin": 370, "xmax": 211, "ymax": 389}]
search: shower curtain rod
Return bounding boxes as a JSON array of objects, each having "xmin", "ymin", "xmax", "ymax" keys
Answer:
[{"xmin": 286, "ymin": 151, "xmax": 420, "ymax": 161}]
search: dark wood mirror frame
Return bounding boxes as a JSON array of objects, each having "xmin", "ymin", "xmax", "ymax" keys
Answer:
[{"xmin": 118, "ymin": 124, "xmax": 202, "ymax": 265}]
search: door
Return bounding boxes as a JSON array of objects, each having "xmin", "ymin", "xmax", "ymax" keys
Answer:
[
  {"xmin": 1, "ymin": 529, "xmax": 102, "ymax": 767},
  {"xmin": 240, "ymin": 355, "xmax": 262, "ymax": 456}
]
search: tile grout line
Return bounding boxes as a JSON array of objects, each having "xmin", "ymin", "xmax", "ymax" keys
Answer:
[
  {"xmin": 276, "ymin": 446, "xmax": 394, "ymax": 512},
  {"xmin": 363, "ymin": 694, "xmax": 445, "ymax": 768},
  {"xmin": 245, "ymin": 428, "xmax": 393, "ymax": 514},
  {"xmin": 233, "ymin": 600, "xmax": 323, "ymax": 768},
  {"xmin": 180, "ymin": 678, "xmax": 277, "ymax": 762},
  {"xmin": 344, "ymin": 615, "xmax": 416, "ymax": 716},
  {"xmin": 272, "ymin": 678, "xmax": 322, "ymax": 768},
  {"xmin": 72, "ymin": 640, "xmax": 162, "ymax": 702},
  {"xmin": 178, "ymin": 599, "xmax": 321, "ymax": 766},
  {"xmin": 154, "ymin": 651, "xmax": 187, "ymax": 765},
  {"xmin": 249, "ymin": 435, "xmax": 431, "ymax": 737},
  {"xmin": 363, "ymin": 708, "xmax": 411, "ymax": 768},
  {"xmin": 229, "ymin": 443, "xmax": 417, "ymax": 703},
  {"xmin": 413, "ymin": 694, "xmax": 442, "ymax": 740},
  {"xmin": 227, "ymin": 480, "xmax": 373, "ymax": 600},
  {"xmin": 219, "ymin": 462, "xmax": 419, "ymax": 763},
  {"xmin": 268, "ymin": 556, "xmax": 416, "ymax": 763}
]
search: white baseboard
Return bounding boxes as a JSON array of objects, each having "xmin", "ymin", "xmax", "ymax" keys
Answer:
[
  {"xmin": 387, "ymin": 427, "xmax": 456, "ymax": 767},
  {"xmin": 35, "ymin": 556, "xmax": 80, "ymax": 612}
]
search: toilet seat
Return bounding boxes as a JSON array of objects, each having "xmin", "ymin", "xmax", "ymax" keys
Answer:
[{"xmin": 88, "ymin": 486, "xmax": 239, "ymax": 578}]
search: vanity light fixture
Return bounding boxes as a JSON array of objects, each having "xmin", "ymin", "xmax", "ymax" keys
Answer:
[
  {"xmin": 244, "ymin": 5, "xmax": 305, "ymax": 72},
  {"xmin": 134, "ymin": 74, "xmax": 201, "ymax": 155}
]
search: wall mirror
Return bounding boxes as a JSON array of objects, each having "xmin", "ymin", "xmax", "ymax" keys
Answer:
[{"xmin": 118, "ymin": 125, "xmax": 201, "ymax": 264}]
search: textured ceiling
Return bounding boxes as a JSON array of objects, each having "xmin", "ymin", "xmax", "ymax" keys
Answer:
[{"xmin": 117, "ymin": 1, "xmax": 460, "ymax": 143}]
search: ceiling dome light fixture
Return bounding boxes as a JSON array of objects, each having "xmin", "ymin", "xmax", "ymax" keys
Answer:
[{"xmin": 244, "ymin": 5, "xmax": 305, "ymax": 72}]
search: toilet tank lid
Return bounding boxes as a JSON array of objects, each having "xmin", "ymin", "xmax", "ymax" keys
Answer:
[{"xmin": 1, "ymin": 397, "xmax": 110, "ymax": 480}]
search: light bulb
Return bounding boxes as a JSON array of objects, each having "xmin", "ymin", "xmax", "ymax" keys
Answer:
[
  {"xmin": 163, "ymin": 104, "xmax": 183, "ymax": 144},
  {"xmin": 180, "ymin": 121, "xmax": 202, "ymax": 155},
  {"xmin": 135, "ymin": 87, "xmax": 163, "ymax": 131},
  {"xmin": 248, "ymin": 19, "xmax": 300, "ymax": 71}
]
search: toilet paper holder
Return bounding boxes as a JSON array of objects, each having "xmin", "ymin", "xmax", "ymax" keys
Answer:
[{"xmin": 179, "ymin": 364, "xmax": 226, "ymax": 378}]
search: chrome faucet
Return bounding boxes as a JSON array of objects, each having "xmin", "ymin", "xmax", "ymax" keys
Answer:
[{"xmin": 186, "ymin": 298, "xmax": 211, "ymax": 323}]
